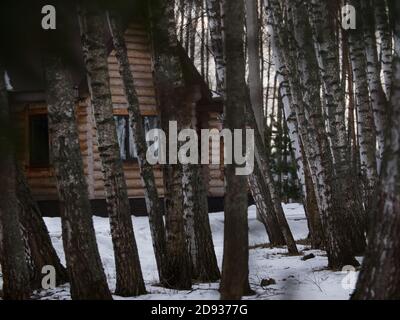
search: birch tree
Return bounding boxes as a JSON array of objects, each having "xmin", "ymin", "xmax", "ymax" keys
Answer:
[
  {"xmin": 0, "ymin": 63, "xmax": 31, "ymax": 300},
  {"xmin": 361, "ymin": 0, "xmax": 388, "ymax": 172},
  {"xmin": 107, "ymin": 10, "xmax": 168, "ymax": 285},
  {"xmin": 347, "ymin": 0, "xmax": 378, "ymax": 218},
  {"xmin": 16, "ymin": 166, "xmax": 68, "ymax": 290},
  {"xmin": 44, "ymin": 55, "xmax": 112, "ymax": 300},
  {"xmin": 78, "ymin": 1, "xmax": 146, "ymax": 296},
  {"xmin": 374, "ymin": 0, "xmax": 392, "ymax": 99},
  {"xmin": 149, "ymin": 0, "xmax": 192, "ymax": 290}
]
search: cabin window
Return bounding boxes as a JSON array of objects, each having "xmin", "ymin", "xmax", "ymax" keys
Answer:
[
  {"xmin": 29, "ymin": 114, "xmax": 50, "ymax": 167},
  {"xmin": 114, "ymin": 115, "xmax": 159, "ymax": 162}
]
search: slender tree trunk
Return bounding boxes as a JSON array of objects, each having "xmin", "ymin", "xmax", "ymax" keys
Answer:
[
  {"xmin": 0, "ymin": 63, "xmax": 31, "ymax": 300},
  {"xmin": 245, "ymin": 0, "xmax": 287, "ymax": 245},
  {"xmin": 16, "ymin": 166, "xmax": 68, "ymax": 290},
  {"xmin": 78, "ymin": 2, "xmax": 146, "ymax": 296},
  {"xmin": 189, "ymin": 0, "xmax": 200, "ymax": 61},
  {"xmin": 200, "ymin": 0, "xmax": 206, "ymax": 78},
  {"xmin": 149, "ymin": 0, "xmax": 192, "ymax": 290},
  {"xmin": 362, "ymin": 0, "xmax": 388, "ymax": 173},
  {"xmin": 245, "ymin": 0, "xmax": 264, "ymax": 134},
  {"xmin": 352, "ymin": 3, "xmax": 400, "ymax": 298},
  {"xmin": 219, "ymin": 0, "xmax": 250, "ymax": 300},
  {"xmin": 179, "ymin": 97, "xmax": 220, "ymax": 282},
  {"xmin": 348, "ymin": 0, "xmax": 378, "ymax": 219},
  {"xmin": 248, "ymin": 164, "xmax": 286, "ymax": 246},
  {"xmin": 44, "ymin": 55, "xmax": 112, "ymax": 300},
  {"xmin": 107, "ymin": 11, "xmax": 168, "ymax": 285},
  {"xmin": 374, "ymin": 0, "xmax": 393, "ymax": 99},
  {"xmin": 206, "ymin": 0, "xmax": 225, "ymax": 95}
]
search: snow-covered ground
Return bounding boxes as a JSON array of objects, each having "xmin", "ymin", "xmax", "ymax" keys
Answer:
[{"xmin": 24, "ymin": 204, "xmax": 359, "ymax": 300}]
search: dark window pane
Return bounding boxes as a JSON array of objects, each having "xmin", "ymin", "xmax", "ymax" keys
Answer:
[{"xmin": 29, "ymin": 114, "xmax": 49, "ymax": 167}]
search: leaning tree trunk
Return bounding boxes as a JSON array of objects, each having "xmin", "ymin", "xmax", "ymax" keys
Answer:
[
  {"xmin": 352, "ymin": 4, "xmax": 400, "ymax": 298},
  {"xmin": 274, "ymin": 45, "xmax": 325, "ymax": 249},
  {"xmin": 308, "ymin": 0, "xmax": 366, "ymax": 253},
  {"xmin": 106, "ymin": 11, "xmax": 168, "ymax": 285},
  {"xmin": 149, "ymin": 0, "xmax": 192, "ymax": 290},
  {"xmin": 245, "ymin": 92, "xmax": 299, "ymax": 255},
  {"xmin": 245, "ymin": 0, "xmax": 287, "ymax": 246},
  {"xmin": 348, "ymin": 0, "xmax": 379, "ymax": 221},
  {"xmin": 78, "ymin": 1, "xmax": 146, "ymax": 297},
  {"xmin": 44, "ymin": 55, "xmax": 112, "ymax": 300},
  {"xmin": 219, "ymin": 0, "xmax": 251, "ymax": 300},
  {"xmin": 16, "ymin": 166, "xmax": 68, "ymax": 290},
  {"xmin": 248, "ymin": 163, "xmax": 286, "ymax": 246},
  {"xmin": 0, "ymin": 63, "xmax": 31, "ymax": 300}
]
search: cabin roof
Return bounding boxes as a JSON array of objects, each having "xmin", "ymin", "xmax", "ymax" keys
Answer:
[{"xmin": 2, "ymin": 0, "xmax": 218, "ymax": 109}]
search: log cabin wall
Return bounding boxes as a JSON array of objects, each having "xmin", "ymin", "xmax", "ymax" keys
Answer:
[{"xmin": 11, "ymin": 22, "xmax": 225, "ymax": 214}]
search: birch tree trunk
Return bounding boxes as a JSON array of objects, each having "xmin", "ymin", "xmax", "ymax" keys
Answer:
[
  {"xmin": 149, "ymin": 0, "xmax": 192, "ymax": 290},
  {"xmin": 348, "ymin": 0, "xmax": 378, "ymax": 219},
  {"xmin": 352, "ymin": 3, "xmax": 400, "ymax": 298},
  {"xmin": 44, "ymin": 55, "xmax": 112, "ymax": 300},
  {"xmin": 206, "ymin": 0, "xmax": 225, "ymax": 95},
  {"xmin": 179, "ymin": 97, "xmax": 220, "ymax": 282},
  {"xmin": 78, "ymin": 2, "xmax": 146, "ymax": 297},
  {"xmin": 248, "ymin": 164, "xmax": 286, "ymax": 246},
  {"xmin": 245, "ymin": 0, "xmax": 264, "ymax": 134},
  {"xmin": 16, "ymin": 166, "xmax": 68, "ymax": 290},
  {"xmin": 0, "ymin": 63, "xmax": 31, "ymax": 300},
  {"xmin": 219, "ymin": 0, "xmax": 251, "ymax": 300},
  {"xmin": 107, "ymin": 11, "xmax": 168, "ymax": 285},
  {"xmin": 361, "ymin": 0, "xmax": 388, "ymax": 173},
  {"xmin": 374, "ymin": 0, "xmax": 393, "ymax": 99}
]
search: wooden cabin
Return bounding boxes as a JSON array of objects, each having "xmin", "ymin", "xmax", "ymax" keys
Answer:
[{"xmin": 3, "ymin": 1, "xmax": 225, "ymax": 216}]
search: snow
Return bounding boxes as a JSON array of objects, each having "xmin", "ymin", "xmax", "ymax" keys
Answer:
[{"xmin": 2, "ymin": 203, "xmax": 359, "ymax": 300}]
